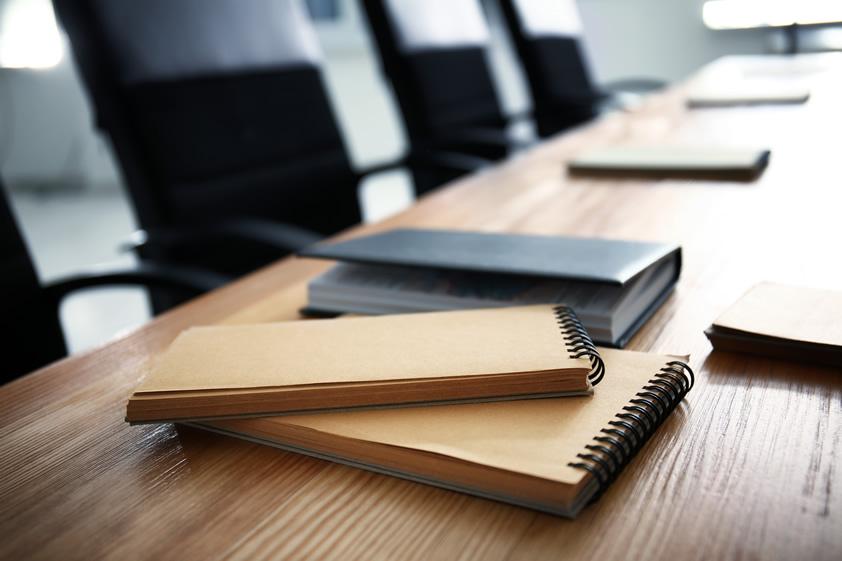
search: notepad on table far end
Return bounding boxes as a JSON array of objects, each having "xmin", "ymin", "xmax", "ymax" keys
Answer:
[
  {"xmin": 568, "ymin": 146, "xmax": 770, "ymax": 180},
  {"xmin": 686, "ymin": 86, "xmax": 810, "ymax": 108},
  {"xmin": 705, "ymin": 282, "xmax": 842, "ymax": 367},
  {"xmin": 126, "ymin": 305, "xmax": 605, "ymax": 423}
]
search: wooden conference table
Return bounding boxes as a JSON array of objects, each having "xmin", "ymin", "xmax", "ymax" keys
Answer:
[{"xmin": 3, "ymin": 54, "xmax": 842, "ymax": 561}]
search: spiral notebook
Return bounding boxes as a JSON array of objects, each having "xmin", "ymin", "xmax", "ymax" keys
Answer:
[
  {"xmin": 126, "ymin": 305, "xmax": 604, "ymax": 423},
  {"xmin": 194, "ymin": 348, "xmax": 694, "ymax": 517}
]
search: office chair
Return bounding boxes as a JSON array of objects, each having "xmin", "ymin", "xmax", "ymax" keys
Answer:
[
  {"xmin": 498, "ymin": 0, "xmax": 665, "ymax": 138},
  {"xmin": 361, "ymin": 0, "xmax": 521, "ymax": 194},
  {"xmin": 55, "ymin": 0, "xmax": 482, "ymax": 310},
  {"xmin": 1, "ymin": 180, "xmax": 226, "ymax": 384},
  {"xmin": 55, "ymin": 0, "xmax": 478, "ymax": 310}
]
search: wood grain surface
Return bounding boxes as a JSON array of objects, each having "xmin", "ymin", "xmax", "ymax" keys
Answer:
[{"xmin": 2, "ymin": 54, "xmax": 842, "ymax": 561}]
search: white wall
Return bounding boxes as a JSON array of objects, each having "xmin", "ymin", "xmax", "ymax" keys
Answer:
[
  {"xmin": 0, "ymin": 52, "xmax": 121, "ymax": 189},
  {"xmin": 577, "ymin": 0, "xmax": 768, "ymax": 83}
]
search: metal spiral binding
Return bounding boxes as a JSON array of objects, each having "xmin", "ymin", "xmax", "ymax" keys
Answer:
[
  {"xmin": 554, "ymin": 305, "xmax": 606, "ymax": 386},
  {"xmin": 567, "ymin": 360, "xmax": 695, "ymax": 501}
]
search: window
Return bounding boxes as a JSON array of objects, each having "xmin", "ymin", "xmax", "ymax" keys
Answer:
[
  {"xmin": 703, "ymin": 1, "xmax": 842, "ymax": 30},
  {"xmin": 0, "ymin": 0, "xmax": 63, "ymax": 69}
]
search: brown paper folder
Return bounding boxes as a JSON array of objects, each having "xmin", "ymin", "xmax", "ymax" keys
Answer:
[
  {"xmin": 195, "ymin": 348, "xmax": 694, "ymax": 518},
  {"xmin": 126, "ymin": 305, "xmax": 604, "ymax": 423}
]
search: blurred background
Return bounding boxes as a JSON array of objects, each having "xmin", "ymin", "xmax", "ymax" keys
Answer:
[{"xmin": 1, "ymin": 0, "xmax": 841, "ymax": 355}]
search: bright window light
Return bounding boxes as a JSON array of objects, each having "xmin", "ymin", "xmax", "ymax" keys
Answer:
[
  {"xmin": 0, "ymin": 0, "xmax": 63, "ymax": 69},
  {"xmin": 703, "ymin": 1, "xmax": 842, "ymax": 30}
]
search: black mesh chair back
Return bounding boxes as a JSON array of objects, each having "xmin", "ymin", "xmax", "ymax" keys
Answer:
[
  {"xmin": 1, "ymin": 182, "xmax": 67, "ymax": 383},
  {"xmin": 362, "ymin": 0, "xmax": 509, "ymax": 192},
  {"xmin": 53, "ymin": 0, "xmax": 361, "ymax": 274},
  {"xmin": 499, "ymin": 0, "xmax": 599, "ymax": 137}
]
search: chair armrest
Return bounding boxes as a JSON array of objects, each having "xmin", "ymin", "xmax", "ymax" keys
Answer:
[
  {"xmin": 407, "ymin": 149, "xmax": 493, "ymax": 176},
  {"xmin": 593, "ymin": 78, "xmax": 667, "ymax": 112},
  {"xmin": 601, "ymin": 77, "xmax": 667, "ymax": 95},
  {"xmin": 437, "ymin": 126, "xmax": 529, "ymax": 151},
  {"xmin": 42, "ymin": 261, "xmax": 230, "ymax": 302},
  {"xmin": 355, "ymin": 158, "xmax": 405, "ymax": 178},
  {"xmin": 354, "ymin": 150, "xmax": 492, "ymax": 180},
  {"xmin": 124, "ymin": 218, "xmax": 323, "ymax": 256}
]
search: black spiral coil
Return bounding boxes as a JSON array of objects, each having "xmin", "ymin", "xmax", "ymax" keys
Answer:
[
  {"xmin": 567, "ymin": 360, "xmax": 695, "ymax": 501},
  {"xmin": 554, "ymin": 305, "xmax": 605, "ymax": 386}
]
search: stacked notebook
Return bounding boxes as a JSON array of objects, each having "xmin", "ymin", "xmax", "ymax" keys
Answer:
[
  {"xmin": 706, "ymin": 282, "xmax": 842, "ymax": 367},
  {"xmin": 128, "ymin": 304, "xmax": 694, "ymax": 518},
  {"xmin": 300, "ymin": 229, "xmax": 681, "ymax": 347}
]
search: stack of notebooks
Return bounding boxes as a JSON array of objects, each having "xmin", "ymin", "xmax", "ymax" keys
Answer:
[
  {"xmin": 128, "ymin": 305, "xmax": 694, "ymax": 517},
  {"xmin": 706, "ymin": 282, "xmax": 842, "ymax": 367}
]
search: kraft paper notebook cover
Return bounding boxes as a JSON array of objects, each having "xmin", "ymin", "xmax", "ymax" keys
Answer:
[
  {"xmin": 126, "ymin": 305, "xmax": 605, "ymax": 423},
  {"xmin": 568, "ymin": 146, "xmax": 770, "ymax": 180},
  {"xmin": 195, "ymin": 348, "xmax": 694, "ymax": 518},
  {"xmin": 705, "ymin": 282, "xmax": 842, "ymax": 367}
]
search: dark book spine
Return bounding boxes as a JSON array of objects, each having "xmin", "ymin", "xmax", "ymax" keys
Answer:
[
  {"xmin": 554, "ymin": 305, "xmax": 606, "ymax": 385},
  {"xmin": 568, "ymin": 360, "xmax": 695, "ymax": 501}
]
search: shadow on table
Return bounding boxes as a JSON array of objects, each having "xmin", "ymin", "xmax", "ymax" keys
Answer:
[{"xmin": 701, "ymin": 349, "xmax": 842, "ymax": 391}]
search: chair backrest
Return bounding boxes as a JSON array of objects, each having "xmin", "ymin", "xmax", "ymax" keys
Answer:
[
  {"xmin": 499, "ymin": 0, "xmax": 598, "ymax": 136},
  {"xmin": 54, "ymin": 0, "xmax": 361, "ymax": 236},
  {"xmin": 362, "ymin": 0, "xmax": 507, "ymax": 144},
  {"xmin": 0, "ymin": 181, "xmax": 66, "ymax": 383}
]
